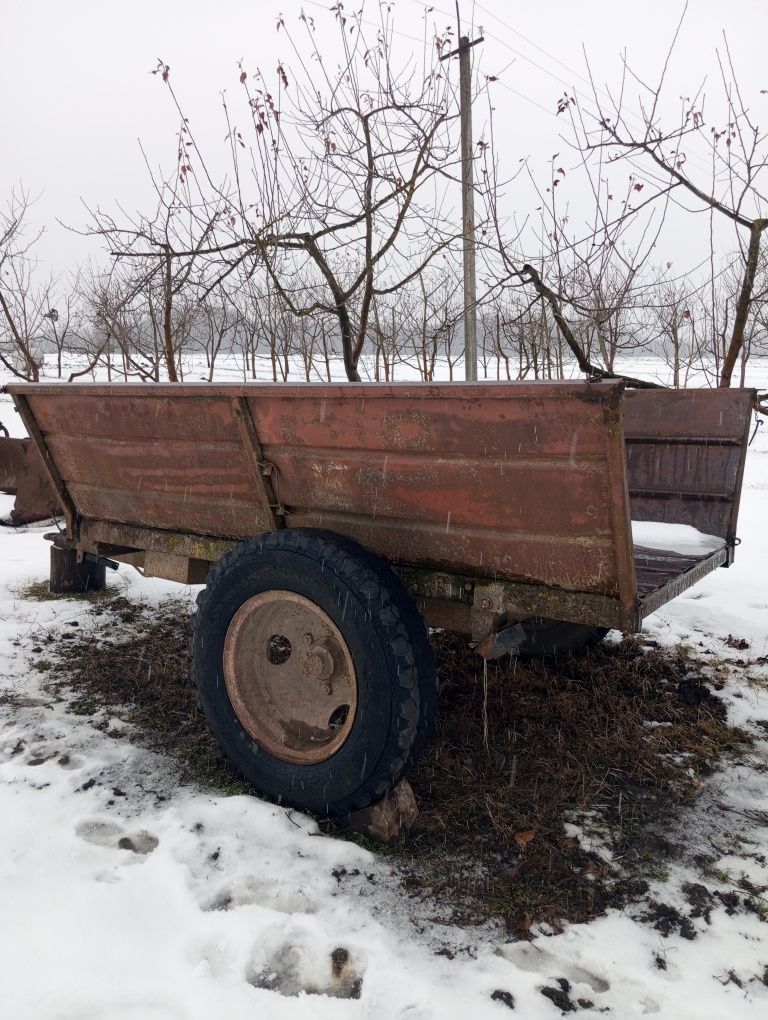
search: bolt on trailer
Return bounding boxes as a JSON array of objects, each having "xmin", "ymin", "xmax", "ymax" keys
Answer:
[{"xmin": 6, "ymin": 379, "xmax": 755, "ymax": 816}]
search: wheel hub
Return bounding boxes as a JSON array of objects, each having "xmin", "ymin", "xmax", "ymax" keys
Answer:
[
  {"xmin": 303, "ymin": 639, "xmax": 335, "ymax": 683},
  {"xmin": 222, "ymin": 590, "xmax": 357, "ymax": 765}
]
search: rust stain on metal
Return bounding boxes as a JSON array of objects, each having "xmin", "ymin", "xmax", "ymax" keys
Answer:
[
  {"xmin": 379, "ymin": 408, "xmax": 432, "ymax": 451},
  {"xmin": 10, "ymin": 393, "xmax": 77, "ymax": 536},
  {"xmin": 0, "ymin": 436, "xmax": 60, "ymax": 524}
]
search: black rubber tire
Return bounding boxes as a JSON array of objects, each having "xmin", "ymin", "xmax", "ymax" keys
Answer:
[
  {"xmin": 191, "ymin": 528, "xmax": 437, "ymax": 817},
  {"xmin": 515, "ymin": 619, "xmax": 609, "ymax": 661}
]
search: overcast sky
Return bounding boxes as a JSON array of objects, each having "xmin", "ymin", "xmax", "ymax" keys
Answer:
[{"xmin": 2, "ymin": 0, "xmax": 765, "ymax": 278}]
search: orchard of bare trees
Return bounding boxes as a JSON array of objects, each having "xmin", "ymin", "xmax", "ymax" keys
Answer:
[{"xmin": 1, "ymin": 3, "xmax": 766, "ymax": 410}]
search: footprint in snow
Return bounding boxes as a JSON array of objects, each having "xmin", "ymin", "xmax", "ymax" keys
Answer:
[
  {"xmin": 7, "ymin": 695, "xmax": 50, "ymax": 708},
  {"xmin": 201, "ymin": 874, "xmax": 315, "ymax": 915},
  {"xmin": 0, "ymin": 736, "xmax": 26, "ymax": 762},
  {"xmin": 25, "ymin": 748, "xmax": 59, "ymax": 767},
  {"xmin": 10, "ymin": 744, "xmax": 82, "ymax": 770},
  {"xmin": 76, "ymin": 819, "xmax": 159, "ymax": 855},
  {"xmin": 247, "ymin": 940, "xmax": 364, "ymax": 1000},
  {"xmin": 499, "ymin": 942, "xmax": 609, "ymax": 994}
]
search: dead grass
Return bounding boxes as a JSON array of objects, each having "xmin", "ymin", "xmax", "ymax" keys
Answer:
[
  {"xmin": 40, "ymin": 595, "xmax": 252, "ymax": 795},
  {"xmin": 28, "ymin": 594, "xmax": 752, "ymax": 932},
  {"xmin": 18, "ymin": 579, "xmax": 120, "ymax": 603},
  {"xmin": 397, "ymin": 631, "xmax": 750, "ymax": 933}
]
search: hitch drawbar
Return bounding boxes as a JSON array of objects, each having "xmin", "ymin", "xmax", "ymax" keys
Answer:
[
  {"xmin": 475, "ymin": 622, "xmax": 527, "ymax": 660},
  {"xmin": 82, "ymin": 552, "xmax": 119, "ymax": 571}
]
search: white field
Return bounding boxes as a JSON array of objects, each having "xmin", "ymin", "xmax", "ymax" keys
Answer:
[{"xmin": 0, "ymin": 358, "xmax": 766, "ymax": 1018}]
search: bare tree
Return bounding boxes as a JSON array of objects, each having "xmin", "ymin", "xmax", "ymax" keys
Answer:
[
  {"xmin": 569, "ymin": 8, "xmax": 768, "ymax": 389},
  {"xmin": 41, "ymin": 272, "xmax": 89, "ymax": 379},
  {"xmin": 480, "ymin": 105, "xmax": 664, "ymax": 389},
  {"xmin": 403, "ymin": 273, "xmax": 460, "ymax": 381},
  {"xmin": 257, "ymin": 275, "xmax": 295, "ymax": 383},
  {"xmin": 99, "ymin": 6, "xmax": 479, "ymax": 382},
  {"xmin": 646, "ymin": 269, "xmax": 700, "ymax": 387},
  {"xmin": 230, "ymin": 275, "xmax": 265, "ymax": 380},
  {"xmin": 370, "ymin": 293, "xmax": 402, "ymax": 382},
  {"xmin": 75, "ymin": 268, "xmax": 133, "ymax": 382},
  {"xmin": 194, "ymin": 292, "xmax": 239, "ymax": 381},
  {"xmin": 0, "ymin": 189, "xmax": 54, "ymax": 381},
  {"xmin": 82, "ymin": 261, "xmax": 195, "ymax": 382},
  {"xmin": 86, "ymin": 131, "xmax": 217, "ymax": 382}
]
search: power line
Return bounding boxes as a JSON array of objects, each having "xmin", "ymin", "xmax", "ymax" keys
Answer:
[
  {"xmin": 474, "ymin": 1, "xmax": 617, "ymax": 97},
  {"xmin": 415, "ymin": 0, "xmax": 722, "ymax": 182}
]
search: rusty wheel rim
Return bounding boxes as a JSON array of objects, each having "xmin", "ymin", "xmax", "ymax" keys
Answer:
[{"xmin": 222, "ymin": 590, "xmax": 358, "ymax": 765}]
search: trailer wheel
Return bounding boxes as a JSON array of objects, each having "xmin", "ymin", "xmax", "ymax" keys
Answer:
[
  {"xmin": 191, "ymin": 529, "xmax": 436, "ymax": 817},
  {"xmin": 515, "ymin": 619, "xmax": 608, "ymax": 661}
]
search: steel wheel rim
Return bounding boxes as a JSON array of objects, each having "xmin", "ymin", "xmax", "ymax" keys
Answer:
[{"xmin": 222, "ymin": 590, "xmax": 358, "ymax": 765}]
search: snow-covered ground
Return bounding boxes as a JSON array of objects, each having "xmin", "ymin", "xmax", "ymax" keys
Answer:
[{"xmin": 0, "ymin": 362, "xmax": 766, "ymax": 1018}]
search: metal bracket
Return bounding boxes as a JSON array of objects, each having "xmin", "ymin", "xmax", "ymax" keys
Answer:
[
  {"xmin": 230, "ymin": 397, "xmax": 286, "ymax": 530},
  {"xmin": 723, "ymin": 541, "xmax": 737, "ymax": 568},
  {"xmin": 475, "ymin": 622, "xmax": 527, "ymax": 660},
  {"xmin": 10, "ymin": 392, "xmax": 79, "ymax": 538},
  {"xmin": 470, "ymin": 580, "xmax": 507, "ymax": 643}
]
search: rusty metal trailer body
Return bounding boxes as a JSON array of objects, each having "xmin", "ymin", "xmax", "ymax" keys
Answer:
[
  {"xmin": 7, "ymin": 379, "xmax": 753, "ymax": 634},
  {"xmin": 5, "ymin": 379, "xmax": 755, "ymax": 815}
]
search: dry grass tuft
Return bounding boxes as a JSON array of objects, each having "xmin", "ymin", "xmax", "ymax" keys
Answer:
[{"xmin": 19, "ymin": 579, "xmax": 120, "ymax": 603}]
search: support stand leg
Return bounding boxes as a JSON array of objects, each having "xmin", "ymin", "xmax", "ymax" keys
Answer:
[{"xmin": 50, "ymin": 546, "xmax": 106, "ymax": 595}]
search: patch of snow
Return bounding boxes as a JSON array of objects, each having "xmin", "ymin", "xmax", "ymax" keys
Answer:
[{"xmin": 632, "ymin": 520, "xmax": 724, "ymax": 556}]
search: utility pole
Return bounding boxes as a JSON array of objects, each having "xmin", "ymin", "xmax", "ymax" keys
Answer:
[{"xmin": 440, "ymin": 6, "xmax": 483, "ymax": 381}]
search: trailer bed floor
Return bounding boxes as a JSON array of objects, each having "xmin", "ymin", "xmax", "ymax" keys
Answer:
[{"xmin": 635, "ymin": 545, "xmax": 729, "ymax": 620}]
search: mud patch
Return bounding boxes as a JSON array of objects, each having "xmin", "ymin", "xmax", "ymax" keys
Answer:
[{"xmin": 643, "ymin": 900, "xmax": 697, "ymax": 940}]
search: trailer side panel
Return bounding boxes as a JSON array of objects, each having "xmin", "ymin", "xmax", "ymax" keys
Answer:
[
  {"xmin": 12, "ymin": 381, "xmax": 634, "ymax": 599},
  {"xmin": 624, "ymin": 388, "xmax": 754, "ymax": 544}
]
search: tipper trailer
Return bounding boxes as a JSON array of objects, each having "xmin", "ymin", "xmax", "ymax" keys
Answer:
[{"xmin": 5, "ymin": 380, "xmax": 755, "ymax": 815}]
